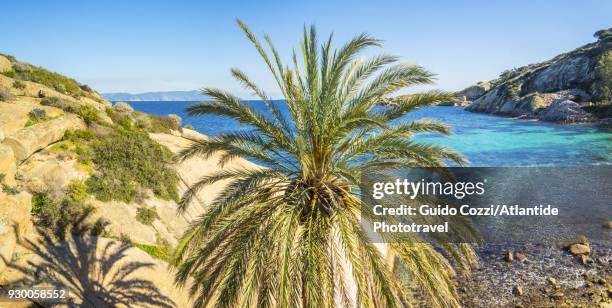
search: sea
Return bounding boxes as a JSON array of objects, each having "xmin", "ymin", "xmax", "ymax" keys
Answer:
[{"xmin": 122, "ymin": 101, "xmax": 612, "ymax": 167}]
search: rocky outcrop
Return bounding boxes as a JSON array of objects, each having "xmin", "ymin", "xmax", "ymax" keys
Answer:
[
  {"xmin": 3, "ymin": 114, "xmax": 84, "ymax": 162},
  {"xmin": 464, "ymin": 29, "xmax": 611, "ymax": 122}
]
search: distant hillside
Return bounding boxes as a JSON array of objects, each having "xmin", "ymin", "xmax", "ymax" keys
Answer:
[
  {"xmin": 102, "ymin": 90, "xmax": 207, "ymax": 101},
  {"xmin": 461, "ymin": 28, "xmax": 611, "ymax": 123}
]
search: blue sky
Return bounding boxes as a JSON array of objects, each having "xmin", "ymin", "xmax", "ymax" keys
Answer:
[{"xmin": 1, "ymin": 0, "xmax": 610, "ymax": 98}]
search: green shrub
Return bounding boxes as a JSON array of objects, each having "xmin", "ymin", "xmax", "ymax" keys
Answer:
[
  {"xmin": 64, "ymin": 129, "xmax": 95, "ymax": 142},
  {"xmin": 136, "ymin": 207, "xmax": 158, "ymax": 225},
  {"xmin": 2, "ymin": 184, "xmax": 19, "ymax": 195},
  {"xmin": 12, "ymin": 80, "xmax": 26, "ymax": 89},
  {"xmin": 104, "ymin": 107, "xmax": 114, "ymax": 117},
  {"xmin": 67, "ymin": 180, "xmax": 89, "ymax": 202},
  {"xmin": 6, "ymin": 63, "xmax": 89, "ymax": 98},
  {"xmin": 25, "ymin": 108, "xmax": 48, "ymax": 127},
  {"xmin": 78, "ymin": 105, "xmax": 100, "ymax": 125},
  {"xmin": 148, "ymin": 114, "xmax": 181, "ymax": 133},
  {"xmin": 184, "ymin": 124, "xmax": 194, "ymax": 130},
  {"xmin": 113, "ymin": 102, "xmax": 134, "ymax": 113},
  {"xmin": 41, "ymin": 96, "xmax": 77, "ymax": 113},
  {"xmin": 86, "ymin": 129, "xmax": 179, "ymax": 203},
  {"xmin": 0, "ymin": 173, "xmax": 5, "ymax": 183},
  {"xmin": 31, "ymin": 193, "xmax": 52, "ymax": 214},
  {"xmin": 119, "ymin": 233, "xmax": 133, "ymax": 246},
  {"xmin": 595, "ymin": 50, "xmax": 612, "ymax": 101},
  {"xmin": 32, "ymin": 193, "xmax": 95, "ymax": 233},
  {"xmin": 0, "ymin": 88, "xmax": 14, "ymax": 102}
]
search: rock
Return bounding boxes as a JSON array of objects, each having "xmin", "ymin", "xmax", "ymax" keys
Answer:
[
  {"xmin": 0, "ymin": 55, "xmax": 12, "ymax": 73},
  {"xmin": 580, "ymin": 255, "xmax": 592, "ymax": 264},
  {"xmin": 604, "ymin": 221, "xmax": 612, "ymax": 229},
  {"xmin": 0, "ymin": 102, "xmax": 32, "ymax": 136},
  {"xmin": 569, "ymin": 243, "xmax": 591, "ymax": 255},
  {"xmin": 550, "ymin": 291, "xmax": 565, "ymax": 300},
  {"xmin": 523, "ymin": 56, "xmax": 593, "ymax": 95},
  {"xmin": 547, "ymin": 277, "xmax": 560, "ymax": 289},
  {"xmin": 456, "ymin": 83, "xmax": 491, "ymax": 101},
  {"xmin": 537, "ymin": 99, "xmax": 593, "ymax": 122},
  {"xmin": 181, "ymin": 128, "xmax": 206, "ymax": 141},
  {"xmin": 0, "ymin": 191, "xmax": 32, "ymax": 274},
  {"xmin": 2, "ymin": 114, "xmax": 84, "ymax": 162},
  {"xmin": 0, "ymin": 144, "xmax": 17, "ymax": 186},
  {"xmin": 463, "ymin": 32, "xmax": 608, "ymax": 123},
  {"xmin": 559, "ymin": 235, "xmax": 589, "ymax": 248},
  {"xmin": 515, "ymin": 252, "xmax": 528, "ymax": 262},
  {"xmin": 513, "ymin": 285, "xmax": 524, "ymax": 296},
  {"xmin": 505, "ymin": 251, "xmax": 514, "ymax": 262}
]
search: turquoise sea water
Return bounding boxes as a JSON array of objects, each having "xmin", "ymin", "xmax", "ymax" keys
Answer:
[{"xmin": 124, "ymin": 101, "xmax": 612, "ymax": 167}]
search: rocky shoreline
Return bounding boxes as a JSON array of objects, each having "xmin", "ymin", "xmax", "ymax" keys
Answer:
[{"xmin": 458, "ymin": 237, "xmax": 611, "ymax": 307}]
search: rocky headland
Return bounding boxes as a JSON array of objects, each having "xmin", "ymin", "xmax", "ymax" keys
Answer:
[{"xmin": 460, "ymin": 28, "xmax": 612, "ymax": 123}]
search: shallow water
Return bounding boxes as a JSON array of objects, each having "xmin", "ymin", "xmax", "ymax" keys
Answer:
[{"xmin": 124, "ymin": 101, "xmax": 612, "ymax": 167}]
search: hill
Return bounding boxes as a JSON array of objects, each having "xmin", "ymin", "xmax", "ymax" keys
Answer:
[
  {"xmin": 102, "ymin": 90, "xmax": 207, "ymax": 101},
  {"xmin": 461, "ymin": 28, "xmax": 612, "ymax": 123}
]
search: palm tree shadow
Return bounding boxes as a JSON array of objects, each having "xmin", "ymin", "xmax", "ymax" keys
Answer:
[{"xmin": 5, "ymin": 218, "xmax": 176, "ymax": 308}]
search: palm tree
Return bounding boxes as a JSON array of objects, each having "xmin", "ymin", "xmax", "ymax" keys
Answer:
[{"xmin": 173, "ymin": 20, "xmax": 477, "ymax": 308}]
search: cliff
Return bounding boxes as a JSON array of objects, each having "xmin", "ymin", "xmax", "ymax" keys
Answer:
[
  {"xmin": 463, "ymin": 28, "xmax": 612, "ymax": 123},
  {"xmin": 0, "ymin": 54, "xmax": 255, "ymax": 306}
]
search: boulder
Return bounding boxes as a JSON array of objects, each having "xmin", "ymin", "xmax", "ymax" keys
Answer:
[
  {"xmin": 456, "ymin": 83, "xmax": 491, "ymax": 101},
  {"xmin": 0, "ymin": 55, "xmax": 11, "ymax": 73},
  {"xmin": 2, "ymin": 114, "xmax": 84, "ymax": 162},
  {"xmin": 181, "ymin": 128, "xmax": 206, "ymax": 141},
  {"xmin": 537, "ymin": 99, "xmax": 593, "ymax": 122},
  {"xmin": 569, "ymin": 243, "xmax": 591, "ymax": 255},
  {"xmin": 0, "ymin": 102, "xmax": 32, "ymax": 136}
]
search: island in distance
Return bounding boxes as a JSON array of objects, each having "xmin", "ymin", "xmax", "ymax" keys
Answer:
[{"xmin": 102, "ymin": 90, "xmax": 207, "ymax": 101}]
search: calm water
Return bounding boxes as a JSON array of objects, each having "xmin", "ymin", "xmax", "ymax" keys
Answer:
[{"xmin": 124, "ymin": 101, "xmax": 612, "ymax": 167}]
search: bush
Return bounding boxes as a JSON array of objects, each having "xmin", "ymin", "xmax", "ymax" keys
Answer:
[
  {"xmin": 595, "ymin": 50, "xmax": 612, "ymax": 101},
  {"xmin": 2, "ymin": 184, "xmax": 19, "ymax": 195},
  {"xmin": 136, "ymin": 207, "xmax": 158, "ymax": 225},
  {"xmin": 78, "ymin": 105, "xmax": 100, "ymax": 125},
  {"xmin": 67, "ymin": 180, "xmax": 88, "ymax": 202},
  {"xmin": 113, "ymin": 102, "xmax": 134, "ymax": 113},
  {"xmin": 0, "ymin": 88, "xmax": 15, "ymax": 102},
  {"xmin": 31, "ymin": 192, "xmax": 96, "ymax": 234},
  {"xmin": 12, "ymin": 80, "xmax": 26, "ymax": 89},
  {"xmin": 184, "ymin": 124, "xmax": 194, "ymax": 130},
  {"xmin": 85, "ymin": 129, "xmax": 179, "ymax": 203},
  {"xmin": 168, "ymin": 114, "xmax": 181, "ymax": 127},
  {"xmin": 7, "ymin": 63, "xmax": 88, "ymax": 97},
  {"xmin": 79, "ymin": 84, "xmax": 93, "ymax": 92},
  {"xmin": 26, "ymin": 108, "xmax": 48, "ymax": 127},
  {"xmin": 41, "ymin": 96, "xmax": 77, "ymax": 113},
  {"xmin": 148, "ymin": 115, "xmax": 181, "ymax": 133},
  {"xmin": 104, "ymin": 107, "xmax": 114, "ymax": 117}
]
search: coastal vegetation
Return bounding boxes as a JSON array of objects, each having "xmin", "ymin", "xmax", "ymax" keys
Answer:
[
  {"xmin": 85, "ymin": 128, "xmax": 179, "ymax": 203},
  {"xmin": 173, "ymin": 20, "xmax": 475, "ymax": 307},
  {"xmin": 0, "ymin": 53, "xmax": 99, "ymax": 100}
]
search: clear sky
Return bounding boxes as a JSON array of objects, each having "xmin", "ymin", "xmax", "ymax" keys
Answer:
[{"xmin": 1, "ymin": 0, "xmax": 611, "ymax": 98}]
